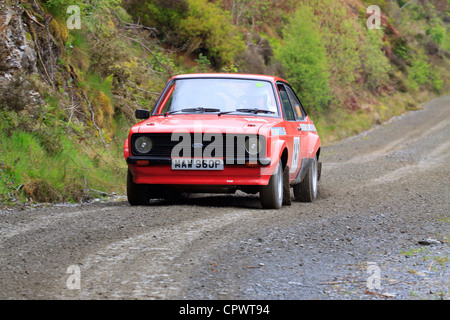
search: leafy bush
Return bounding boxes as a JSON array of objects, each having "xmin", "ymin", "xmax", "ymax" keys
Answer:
[
  {"xmin": 406, "ymin": 50, "xmax": 430, "ymax": 91},
  {"xmin": 195, "ymin": 53, "xmax": 211, "ymax": 72},
  {"xmin": 426, "ymin": 18, "xmax": 447, "ymax": 48},
  {"xmin": 275, "ymin": 4, "xmax": 331, "ymax": 112},
  {"xmin": 312, "ymin": 0, "xmax": 361, "ymax": 87},
  {"xmin": 359, "ymin": 29, "xmax": 391, "ymax": 91},
  {"xmin": 405, "ymin": 50, "xmax": 444, "ymax": 91},
  {"xmin": 179, "ymin": 0, "xmax": 245, "ymax": 67},
  {"xmin": 392, "ymin": 37, "xmax": 410, "ymax": 61},
  {"xmin": 126, "ymin": 0, "xmax": 189, "ymax": 40},
  {"xmin": 125, "ymin": 0, "xmax": 244, "ymax": 68}
]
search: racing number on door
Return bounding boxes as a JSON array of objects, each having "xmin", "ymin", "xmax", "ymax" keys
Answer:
[{"xmin": 291, "ymin": 137, "xmax": 300, "ymax": 173}]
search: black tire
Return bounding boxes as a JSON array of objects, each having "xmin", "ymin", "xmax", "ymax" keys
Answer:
[
  {"xmin": 293, "ymin": 155, "xmax": 318, "ymax": 203},
  {"xmin": 260, "ymin": 163, "xmax": 283, "ymax": 209},
  {"xmin": 283, "ymin": 165, "xmax": 292, "ymax": 206},
  {"xmin": 127, "ymin": 169, "xmax": 151, "ymax": 206}
]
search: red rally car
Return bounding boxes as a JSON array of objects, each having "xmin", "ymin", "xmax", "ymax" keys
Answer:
[{"xmin": 124, "ymin": 74, "xmax": 321, "ymax": 209}]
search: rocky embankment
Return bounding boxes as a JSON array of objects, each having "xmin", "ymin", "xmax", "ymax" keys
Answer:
[{"xmin": 0, "ymin": 1, "xmax": 58, "ymax": 82}]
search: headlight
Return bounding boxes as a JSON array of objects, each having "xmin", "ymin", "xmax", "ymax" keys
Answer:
[
  {"xmin": 245, "ymin": 137, "xmax": 262, "ymax": 155},
  {"xmin": 135, "ymin": 136, "xmax": 153, "ymax": 154}
]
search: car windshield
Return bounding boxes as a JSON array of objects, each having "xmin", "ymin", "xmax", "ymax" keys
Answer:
[{"xmin": 158, "ymin": 78, "xmax": 279, "ymax": 116}]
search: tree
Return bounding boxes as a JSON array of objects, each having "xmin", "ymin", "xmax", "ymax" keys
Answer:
[{"xmin": 275, "ymin": 5, "xmax": 331, "ymax": 112}]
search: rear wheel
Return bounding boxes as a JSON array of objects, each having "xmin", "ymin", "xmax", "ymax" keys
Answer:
[
  {"xmin": 127, "ymin": 169, "xmax": 151, "ymax": 206},
  {"xmin": 260, "ymin": 163, "xmax": 283, "ymax": 209},
  {"xmin": 293, "ymin": 155, "xmax": 318, "ymax": 202}
]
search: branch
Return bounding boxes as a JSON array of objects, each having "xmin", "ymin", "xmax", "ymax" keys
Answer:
[
  {"xmin": 118, "ymin": 33, "xmax": 167, "ymax": 71},
  {"xmin": 112, "ymin": 10, "xmax": 159, "ymax": 36},
  {"xmin": 33, "ymin": 40, "xmax": 54, "ymax": 86},
  {"xmin": 23, "ymin": 9, "xmax": 45, "ymax": 27},
  {"xmin": 126, "ymin": 80, "xmax": 160, "ymax": 96},
  {"xmin": 399, "ymin": 0, "xmax": 417, "ymax": 12},
  {"xmin": 81, "ymin": 90, "xmax": 108, "ymax": 148},
  {"xmin": 394, "ymin": 0, "xmax": 418, "ymax": 22}
]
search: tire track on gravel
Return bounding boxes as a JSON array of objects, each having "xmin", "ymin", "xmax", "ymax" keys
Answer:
[
  {"xmin": 57, "ymin": 208, "xmax": 275, "ymax": 299},
  {"xmin": 0, "ymin": 206, "xmax": 119, "ymax": 240},
  {"xmin": 366, "ymin": 139, "xmax": 450, "ymax": 187}
]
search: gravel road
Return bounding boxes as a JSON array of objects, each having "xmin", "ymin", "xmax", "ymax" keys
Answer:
[{"xmin": 1, "ymin": 95, "xmax": 448, "ymax": 300}]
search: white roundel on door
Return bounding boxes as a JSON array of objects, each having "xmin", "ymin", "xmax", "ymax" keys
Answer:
[{"xmin": 290, "ymin": 137, "xmax": 300, "ymax": 173}]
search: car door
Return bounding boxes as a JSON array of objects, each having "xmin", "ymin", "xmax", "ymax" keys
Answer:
[
  {"xmin": 284, "ymin": 84, "xmax": 311, "ymax": 163},
  {"xmin": 276, "ymin": 83, "xmax": 301, "ymax": 181}
]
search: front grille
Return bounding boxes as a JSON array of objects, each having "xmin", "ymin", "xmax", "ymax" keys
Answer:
[
  {"xmin": 140, "ymin": 133, "xmax": 176, "ymax": 157},
  {"xmin": 131, "ymin": 133, "xmax": 265, "ymax": 161}
]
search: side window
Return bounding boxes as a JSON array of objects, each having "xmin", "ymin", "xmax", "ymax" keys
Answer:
[
  {"xmin": 277, "ymin": 84, "xmax": 295, "ymax": 121},
  {"xmin": 286, "ymin": 86, "xmax": 307, "ymax": 120}
]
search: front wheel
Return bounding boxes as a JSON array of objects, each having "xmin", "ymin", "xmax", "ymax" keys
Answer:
[
  {"xmin": 260, "ymin": 163, "xmax": 283, "ymax": 209},
  {"xmin": 127, "ymin": 169, "xmax": 151, "ymax": 206},
  {"xmin": 293, "ymin": 155, "xmax": 318, "ymax": 202}
]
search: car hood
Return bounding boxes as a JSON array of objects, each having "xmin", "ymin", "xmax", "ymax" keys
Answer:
[{"xmin": 136, "ymin": 115, "xmax": 283, "ymax": 136}]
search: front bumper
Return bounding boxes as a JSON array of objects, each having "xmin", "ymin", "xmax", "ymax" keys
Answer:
[{"xmin": 127, "ymin": 157, "xmax": 273, "ymax": 186}]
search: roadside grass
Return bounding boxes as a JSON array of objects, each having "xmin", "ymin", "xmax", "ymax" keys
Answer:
[{"xmin": 0, "ymin": 114, "xmax": 126, "ymax": 205}]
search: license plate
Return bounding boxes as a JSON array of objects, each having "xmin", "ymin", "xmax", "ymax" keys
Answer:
[{"xmin": 172, "ymin": 158, "xmax": 224, "ymax": 171}]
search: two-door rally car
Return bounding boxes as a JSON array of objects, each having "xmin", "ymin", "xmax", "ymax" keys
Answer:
[{"xmin": 124, "ymin": 74, "xmax": 321, "ymax": 209}]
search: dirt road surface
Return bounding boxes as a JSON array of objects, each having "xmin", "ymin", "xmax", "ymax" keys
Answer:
[{"xmin": 1, "ymin": 95, "xmax": 448, "ymax": 300}]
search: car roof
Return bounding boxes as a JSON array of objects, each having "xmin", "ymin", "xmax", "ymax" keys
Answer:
[{"xmin": 171, "ymin": 73, "xmax": 287, "ymax": 83}]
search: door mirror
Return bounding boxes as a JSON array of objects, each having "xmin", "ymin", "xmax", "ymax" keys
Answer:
[{"xmin": 135, "ymin": 109, "xmax": 150, "ymax": 120}]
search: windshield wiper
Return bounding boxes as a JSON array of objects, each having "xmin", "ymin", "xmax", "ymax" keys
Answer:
[
  {"xmin": 165, "ymin": 107, "xmax": 221, "ymax": 116},
  {"xmin": 219, "ymin": 108, "xmax": 275, "ymax": 116},
  {"xmin": 237, "ymin": 108, "xmax": 275, "ymax": 114}
]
